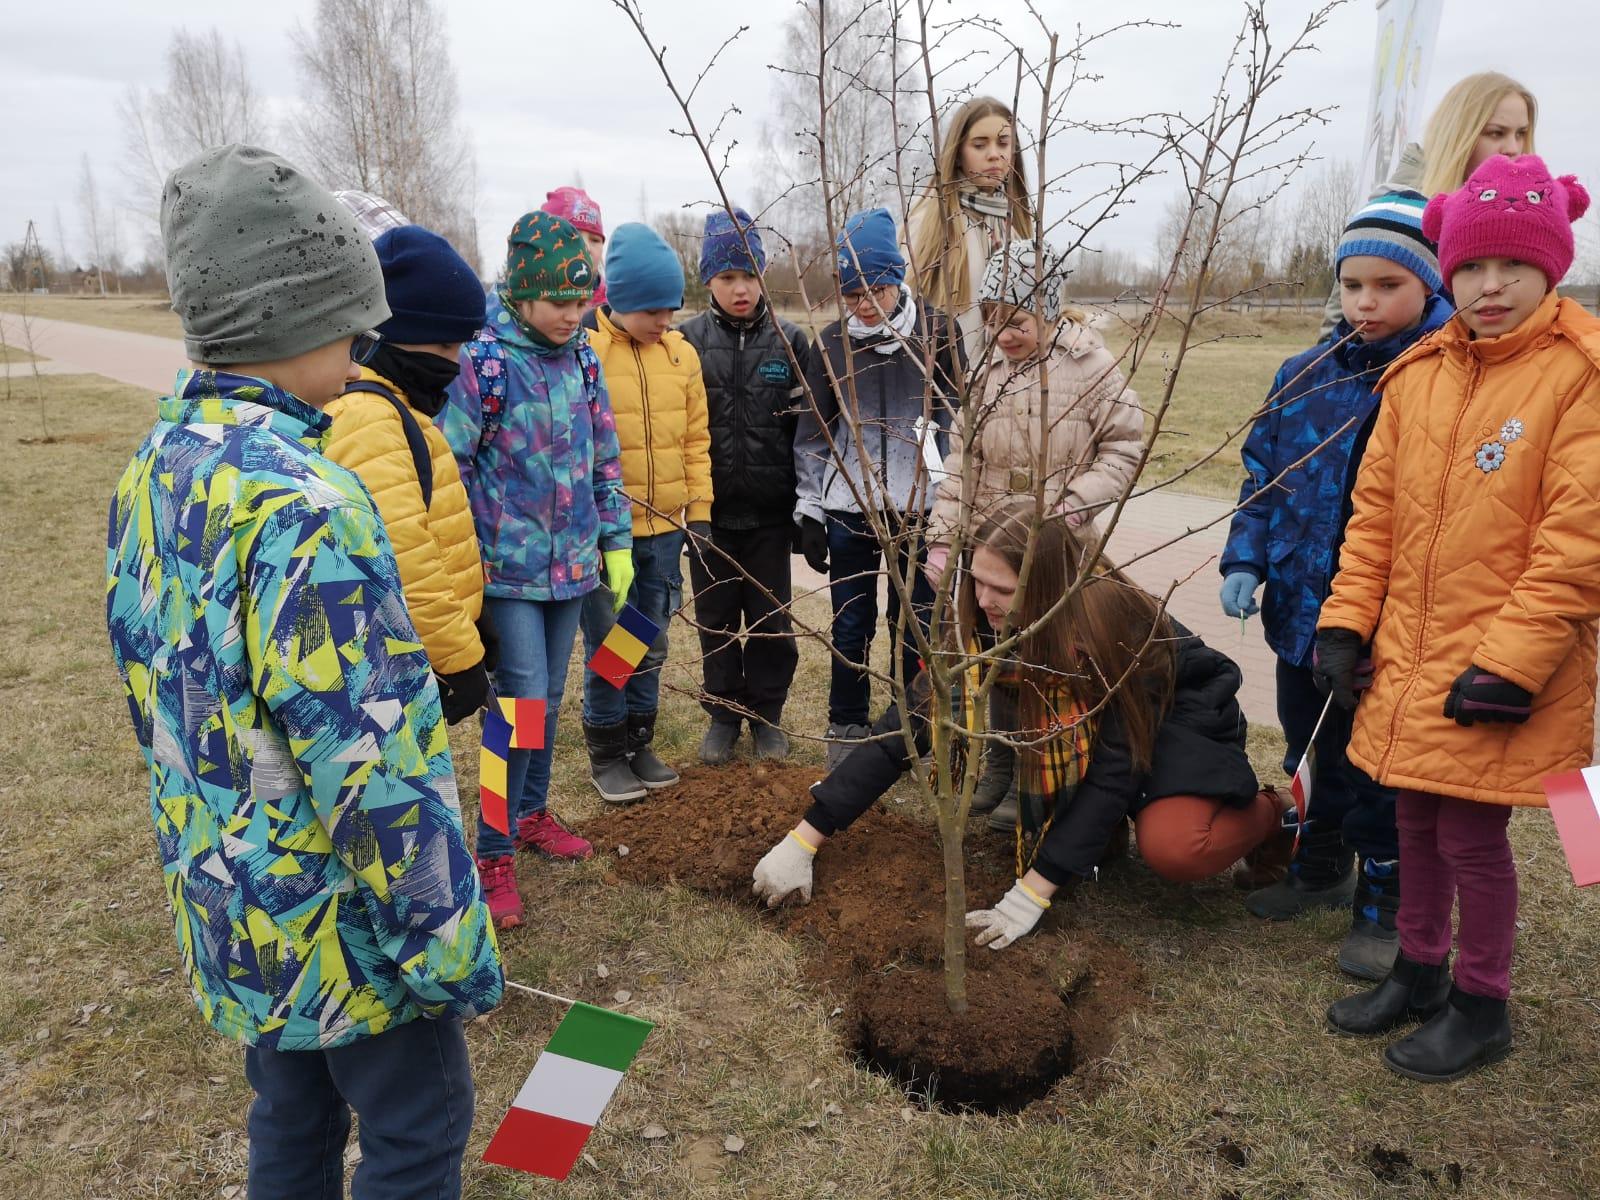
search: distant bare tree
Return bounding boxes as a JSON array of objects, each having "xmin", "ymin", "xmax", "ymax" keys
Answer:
[
  {"xmin": 290, "ymin": 0, "xmax": 479, "ymax": 266},
  {"xmin": 759, "ymin": 0, "xmax": 927, "ymax": 247},
  {"xmin": 1280, "ymin": 157, "xmax": 1355, "ymax": 299},
  {"xmin": 117, "ymin": 29, "xmax": 265, "ymax": 225},
  {"xmin": 77, "ymin": 156, "xmax": 118, "ymax": 297}
]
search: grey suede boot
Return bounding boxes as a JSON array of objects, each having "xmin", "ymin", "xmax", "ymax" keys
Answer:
[{"xmin": 1338, "ymin": 857, "xmax": 1400, "ymax": 981}]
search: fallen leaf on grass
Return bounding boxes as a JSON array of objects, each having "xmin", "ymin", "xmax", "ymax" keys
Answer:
[
  {"xmin": 614, "ymin": 990, "xmax": 632, "ymax": 1003},
  {"xmin": 723, "ymin": 1135, "xmax": 745, "ymax": 1154},
  {"xmin": 641, "ymin": 1124, "xmax": 670, "ymax": 1140},
  {"xmin": 596, "ymin": 963, "xmax": 610, "ymax": 979},
  {"xmin": 823, "ymin": 1102, "xmax": 843, "ymax": 1117}
]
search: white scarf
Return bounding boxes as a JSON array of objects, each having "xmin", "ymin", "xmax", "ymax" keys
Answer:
[{"xmin": 847, "ymin": 283, "xmax": 917, "ymax": 355}]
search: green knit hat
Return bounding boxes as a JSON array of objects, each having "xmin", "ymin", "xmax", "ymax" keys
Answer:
[{"xmin": 503, "ymin": 211, "xmax": 596, "ymax": 301}]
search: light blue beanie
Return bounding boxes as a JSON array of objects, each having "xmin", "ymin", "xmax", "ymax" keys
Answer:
[{"xmin": 605, "ymin": 223, "xmax": 685, "ymax": 312}]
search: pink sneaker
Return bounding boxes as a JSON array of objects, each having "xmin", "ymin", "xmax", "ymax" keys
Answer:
[
  {"xmin": 476, "ymin": 855, "xmax": 524, "ymax": 930},
  {"xmin": 515, "ymin": 810, "xmax": 593, "ymax": 861}
]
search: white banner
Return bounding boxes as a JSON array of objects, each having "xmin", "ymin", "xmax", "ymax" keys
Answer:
[{"xmin": 1354, "ymin": 0, "xmax": 1444, "ymax": 204}]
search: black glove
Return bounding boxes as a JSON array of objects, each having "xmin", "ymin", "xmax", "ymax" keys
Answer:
[
  {"xmin": 798, "ymin": 516, "xmax": 829, "ymax": 574},
  {"xmin": 475, "ymin": 610, "xmax": 500, "ymax": 673},
  {"xmin": 1443, "ymin": 665, "xmax": 1533, "ymax": 726},
  {"xmin": 1311, "ymin": 628, "xmax": 1364, "ymax": 711},
  {"xmin": 436, "ymin": 661, "xmax": 491, "ymax": 725},
  {"xmin": 685, "ymin": 520, "xmax": 713, "ymax": 563}
]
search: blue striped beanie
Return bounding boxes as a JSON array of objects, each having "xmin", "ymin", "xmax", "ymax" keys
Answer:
[{"xmin": 1335, "ymin": 190, "xmax": 1442, "ymax": 293}]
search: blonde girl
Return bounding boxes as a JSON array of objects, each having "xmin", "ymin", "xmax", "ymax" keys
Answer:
[{"xmin": 905, "ymin": 96, "xmax": 1036, "ymax": 362}]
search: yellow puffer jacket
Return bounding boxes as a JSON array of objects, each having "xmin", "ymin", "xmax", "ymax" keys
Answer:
[
  {"xmin": 324, "ymin": 367, "xmax": 485, "ymax": 675},
  {"xmin": 586, "ymin": 307, "xmax": 713, "ymax": 536},
  {"xmin": 1320, "ymin": 293, "xmax": 1600, "ymax": 806}
]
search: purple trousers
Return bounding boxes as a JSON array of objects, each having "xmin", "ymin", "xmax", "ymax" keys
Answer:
[{"xmin": 1396, "ymin": 790, "xmax": 1517, "ymax": 1000}]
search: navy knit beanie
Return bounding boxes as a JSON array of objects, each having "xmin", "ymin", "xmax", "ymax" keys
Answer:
[
  {"xmin": 605, "ymin": 223, "xmax": 685, "ymax": 311},
  {"xmin": 836, "ymin": 207, "xmax": 905, "ymax": 292},
  {"xmin": 372, "ymin": 225, "xmax": 487, "ymax": 344},
  {"xmin": 700, "ymin": 207, "xmax": 766, "ymax": 284}
]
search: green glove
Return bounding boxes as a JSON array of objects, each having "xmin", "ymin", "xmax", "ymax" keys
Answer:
[{"xmin": 603, "ymin": 548, "xmax": 635, "ymax": 614}]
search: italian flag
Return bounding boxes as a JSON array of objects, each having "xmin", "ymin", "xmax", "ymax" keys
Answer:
[
  {"xmin": 1542, "ymin": 767, "xmax": 1600, "ymax": 887},
  {"xmin": 483, "ymin": 1001, "xmax": 655, "ymax": 1180}
]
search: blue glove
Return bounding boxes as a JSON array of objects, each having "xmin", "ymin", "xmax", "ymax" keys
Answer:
[{"xmin": 1219, "ymin": 570, "xmax": 1261, "ymax": 618}]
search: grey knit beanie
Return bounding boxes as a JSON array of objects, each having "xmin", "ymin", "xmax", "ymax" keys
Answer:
[{"xmin": 161, "ymin": 144, "xmax": 390, "ymax": 364}]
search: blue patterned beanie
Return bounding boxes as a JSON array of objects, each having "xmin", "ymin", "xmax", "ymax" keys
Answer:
[{"xmin": 699, "ymin": 207, "xmax": 766, "ymax": 284}]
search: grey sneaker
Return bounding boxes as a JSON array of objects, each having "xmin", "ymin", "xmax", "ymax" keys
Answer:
[
  {"xmin": 751, "ymin": 723, "xmax": 790, "ymax": 761},
  {"xmin": 824, "ymin": 723, "xmax": 869, "ymax": 772},
  {"xmin": 699, "ymin": 721, "xmax": 742, "ymax": 765}
]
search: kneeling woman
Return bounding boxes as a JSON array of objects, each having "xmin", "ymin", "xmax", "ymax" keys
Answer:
[{"xmin": 752, "ymin": 507, "xmax": 1287, "ymax": 948}]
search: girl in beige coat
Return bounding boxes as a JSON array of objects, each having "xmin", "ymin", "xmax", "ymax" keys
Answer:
[{"xmin": 924, "ymin": 243, "xmax": 1143, "ymax": 824}]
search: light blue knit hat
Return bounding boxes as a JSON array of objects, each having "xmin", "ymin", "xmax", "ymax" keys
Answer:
[{"xmin": 1335, "ymin": 190, "xmax": 1442, "ymax": 293}]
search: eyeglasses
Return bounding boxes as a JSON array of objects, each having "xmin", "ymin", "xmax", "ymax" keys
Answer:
[
  {"xmin": 842, "ymin": 284, "xmax": 899, "ymax": 311},
  {"xmin": 350, "ymin": 330, "xmax": 384, "ymax": 365}
]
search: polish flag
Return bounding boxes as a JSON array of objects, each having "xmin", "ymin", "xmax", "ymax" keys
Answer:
[
  {"xmin": 1288, "ymin": 745, "xmax": 1315, "ymax": 857},
  {"xmin": 483, "ymin": 1002, "xmax": 655, "ymax": 1180},
  {"xmin": 1541, "ymin": 767, "xmax": 1600, "ymax": 887}
]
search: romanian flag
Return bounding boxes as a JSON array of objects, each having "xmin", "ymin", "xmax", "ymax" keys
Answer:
[
  {"xmin": 483, "ymin": 1001, "xmax": 655, "ymax": 1180},
  {"xmin": 498, "ymin": 695, "xmax": 547, "ymax": 750},
  {"xmin": 480, "ymin": 705, "xmax": 513, "ymax": 836},
  {"xmin": 1542, "ymin": 767, "xmax": 1600, "ymax": 887},
  {"xmin": 587, "ymin": 603, "xmax": 661, "ymax": 690}
]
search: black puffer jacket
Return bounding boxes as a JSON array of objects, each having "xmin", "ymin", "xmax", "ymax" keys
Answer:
[
  {"xmin": 803, "ymin": 624, "xmax": 1259, "ymax": 886},
  {"xmin": 679, "ymin": 299, "xmax": 816, "ymax": 530}
]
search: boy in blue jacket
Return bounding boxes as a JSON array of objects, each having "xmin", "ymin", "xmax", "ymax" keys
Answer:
[
  {"xmin": 106, "ymin": 145, "xmax": 502, "ymax": 1197},
  {"xmin": 1220, "ymin": 192, "xmax": 1451, "ymax": 979}
]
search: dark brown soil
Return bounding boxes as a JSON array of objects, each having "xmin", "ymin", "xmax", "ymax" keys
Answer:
[{"xmin": 586, "ymin": 762, "xmax": 1146, "ymax": 1112}]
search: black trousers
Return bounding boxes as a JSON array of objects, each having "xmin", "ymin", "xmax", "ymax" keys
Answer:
[{"xmin": 687, "ymin": 523, "xmax": 799, "ymax": 725}]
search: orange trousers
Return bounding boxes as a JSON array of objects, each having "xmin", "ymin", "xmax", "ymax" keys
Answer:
[{"xmin": 1132, "ymin": 789, "xmax": 1282, "ymax": 883}]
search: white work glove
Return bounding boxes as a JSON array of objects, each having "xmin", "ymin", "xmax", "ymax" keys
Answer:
[
  {"xmin": 752, "ymin": 831, "xmax": 817, "ymax": 907},
  {"xmin": 965, "ymin": 880, "xmax": 1049, "ymax": 950}
]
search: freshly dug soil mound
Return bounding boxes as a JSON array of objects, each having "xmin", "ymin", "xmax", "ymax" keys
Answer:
[{"xmin": 586, "ymin": 763, "xmax": 1144, "ymax": 1112}]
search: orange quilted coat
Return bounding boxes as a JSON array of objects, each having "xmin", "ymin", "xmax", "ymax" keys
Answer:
[{"xmin": 1319, "ymin": 293, "xmax": 1600, "ymax": 806}]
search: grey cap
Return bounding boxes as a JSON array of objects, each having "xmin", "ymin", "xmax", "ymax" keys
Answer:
[{"xmin": 161, "ymin": 144, "xmax": 390, "ymax": 364}]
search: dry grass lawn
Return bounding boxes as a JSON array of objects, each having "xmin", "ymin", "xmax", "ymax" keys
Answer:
[
  {"xmin": 3, "ymin": 373, "xmax": 1599, "ymax": 1199},
  {"xmin": 0, "ymin": 294, "xmax": 183, "ymax": 339}
]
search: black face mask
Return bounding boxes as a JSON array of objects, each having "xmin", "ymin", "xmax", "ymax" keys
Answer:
[{"xmin": 369, "ymin": 343, "xmax": 462, "ymax": 417}]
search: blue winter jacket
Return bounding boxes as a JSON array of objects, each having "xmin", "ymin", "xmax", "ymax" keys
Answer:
[{"xmin": 1219, "ymin": 294, "xmax": 1453, "ymax": 667}]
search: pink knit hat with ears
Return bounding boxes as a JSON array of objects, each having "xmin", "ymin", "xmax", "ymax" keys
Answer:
[{"xmin": 1422, "ymin": 154, "xmax": 1591, "ymax": 288}]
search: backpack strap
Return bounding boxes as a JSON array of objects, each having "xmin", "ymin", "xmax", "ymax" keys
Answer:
[
  {"xmin": 470, "ymin": 326, "xmax": 508, "ymax": 452},
  {"xmin": 342, "ymin": 380, "xmax": 434, "ymax": 509}
]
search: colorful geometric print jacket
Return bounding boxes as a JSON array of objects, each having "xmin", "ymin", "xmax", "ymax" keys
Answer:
[
  {"xmin": 105, "ymin": 370, "xmax": 504, "ymax": 1051},
  {"xmin": 1220, "ymin": 293, "xmax": 1453, "ymax": 668},
  {"xmin": 442, "ymin": 292, "xmax": 632, "ymax": 601}
]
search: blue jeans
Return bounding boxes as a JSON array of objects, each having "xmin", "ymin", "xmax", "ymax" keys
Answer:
[
  {"xmin": 580, "ymin": 530, "xmax": 684, "ymax": 725},
  {"xmin": 825, "ymin": 511, "xmax": 933, "ymax": 727},
  {"xmin": 245, "ymin": 1016, "xmax": 473, "ymax": 1200},
  {"xmin": 1277, "ymin": 657, "xmax": 1398, "ymax": 862},
  {"xmin": 476, "ymin": 594, "xmax": 584, "ymax": 857}
]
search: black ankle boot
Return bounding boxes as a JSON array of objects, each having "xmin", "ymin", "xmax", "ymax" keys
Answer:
[
  {"xmin": 626, "ymin": 710, "xmax": 679, "ymax": 789},
  {"xmin": 1326, "ymin": 952, "xmax": 1451, "ymax": 1037},
  {"xmin": 584, "ymin": 719, "xmax": 646, "ymax": 804},
  {"xmin": 1384, "ymin": 985, "xmax": 1512, "ymax": 1082}
]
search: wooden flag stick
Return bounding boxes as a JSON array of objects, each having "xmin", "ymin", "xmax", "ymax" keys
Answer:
[{"xmin": 506, "ymin": 980, "xmax": 578, "ymax": 1007}]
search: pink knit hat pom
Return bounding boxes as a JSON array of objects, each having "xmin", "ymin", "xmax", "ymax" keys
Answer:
[{"xmin": 1557, "ymin": 174, "xmax": 1591, "ymax": 222}]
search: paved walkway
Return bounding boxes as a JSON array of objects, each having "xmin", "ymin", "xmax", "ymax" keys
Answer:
[{"xmin": 0, "ymin": 311, "xmax": 185, "ymax": 393}]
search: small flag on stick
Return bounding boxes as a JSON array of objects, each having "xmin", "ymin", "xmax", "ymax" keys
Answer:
[
  {"xmin": 497, "ymin": 696, "xmax": 547, "ymax": 750},
  {"xmin": 1286, "ymin": 695, "xmax": 1333, "ymax": 857},
  {"xmin": 587, "ymin": 603, "xmax": 661, "ymax": 690},
  {"xmin": 483, "ymin": 1001, "xmax": 655, "ymax": 1180},
  {"xmin": 1541, "ymin": 766, "xmax": 1600, "ymax": 887},
  {"xmin": 479, "ymin": 706, "xmax": 513, "ymax": 836}
]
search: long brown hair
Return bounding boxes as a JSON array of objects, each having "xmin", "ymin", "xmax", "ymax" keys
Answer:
[
  {"xmin": 971, "ymin": 504, "xmax": 1176, "ymax": 773},
  {"xmin": 907, "ymin": 97, "xmax": 1036, "ymax": 315}
]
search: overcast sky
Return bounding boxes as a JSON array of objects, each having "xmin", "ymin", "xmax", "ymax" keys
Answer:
[{"xmin": 1, "ymin": 0, "xmax": 1595, "ymax": 274}]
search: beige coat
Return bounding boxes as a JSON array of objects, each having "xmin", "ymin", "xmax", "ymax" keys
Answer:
[
  {"xmin": 929, "ymin": 322, "xmax": 1143, "ymax": 540},
  {"xmin": 904, "ymin": 196, "xmax": 1009, "ymax": 366}
]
